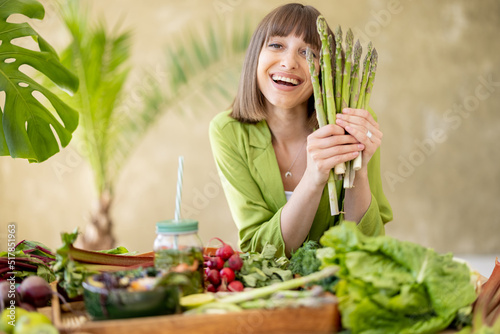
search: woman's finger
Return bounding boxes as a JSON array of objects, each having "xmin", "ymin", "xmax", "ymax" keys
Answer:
[{"xmin": 308, "ymin": 133, "xmax": 359, "ymax": 150}]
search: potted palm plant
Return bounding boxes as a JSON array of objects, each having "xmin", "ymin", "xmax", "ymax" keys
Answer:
[{"xmin": 49, "ymin": 1, "xmax": 253, "ymax": 249}]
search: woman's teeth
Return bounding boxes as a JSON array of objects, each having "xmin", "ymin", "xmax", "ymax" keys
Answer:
[{"xmin": 272, "ymin": 75, "xmax": 299, "ymax": 86}]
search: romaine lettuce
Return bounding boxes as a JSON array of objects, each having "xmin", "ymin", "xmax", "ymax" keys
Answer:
[{"xmin": 317, "ymin": 222, "xmax": 477, "ymax": 334}]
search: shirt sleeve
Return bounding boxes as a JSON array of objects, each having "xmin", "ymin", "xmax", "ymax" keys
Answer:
[
  {"xmin": 209, "ymin": 114, "xmax": 287, "ymax": 256},
  {"xmin": 354, "ymin": 108, "xmax": 393, "ymax": 236}
]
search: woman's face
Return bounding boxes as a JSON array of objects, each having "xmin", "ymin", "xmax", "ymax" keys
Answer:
[{"xmin": 257, "ymin": 34, "xmax": 319, "ymax": 112}]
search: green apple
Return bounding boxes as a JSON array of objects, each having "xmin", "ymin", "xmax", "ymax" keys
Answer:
[
  {"xmin": 1, "ymin": 307, "xmax": 29, "ymax": 334},
  {"xmin": 15, "ymin": 323, "xmax": 58, "ymax": 334},
  {"xmin": 12, "ymin": 312, "xmax": 52, "ymax": 334}
]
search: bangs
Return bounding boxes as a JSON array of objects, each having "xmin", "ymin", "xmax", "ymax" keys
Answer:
[{"xmin": 264, "ymin": 4, "xmax": 322, "ymax": 50}]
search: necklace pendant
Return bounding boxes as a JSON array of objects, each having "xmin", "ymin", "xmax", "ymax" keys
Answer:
[{"xmin": 285, "ymin": 171, "xmax": 292, "ymax": 178}]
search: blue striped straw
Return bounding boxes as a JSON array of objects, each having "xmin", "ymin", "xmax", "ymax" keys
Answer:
[{"xmin": 174, "ymin": 156, "xmax": 184, "ymax": 222}]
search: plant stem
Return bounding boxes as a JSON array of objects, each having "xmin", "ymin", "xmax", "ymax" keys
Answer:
[
  {"xmin": 363, "ymin": 48, "xmax": 378, "ymax": 110},
  {"xmin": 334, "ymin": 26, "xmax": 343, "ymax": 114},
  {"xmin": 307, "ymin": 47, "xmax": 339, "ymax": 215},
  {"xmin": 316, "ymin": 16, "xmax": 335, "ymax": 125},
  {"xmin": 67, "ymin": 244, "xmax": 154, "ymax": 266},
  {"xmin": 356, "ymin": 42, "xmax": 373, "ymax": 110}
]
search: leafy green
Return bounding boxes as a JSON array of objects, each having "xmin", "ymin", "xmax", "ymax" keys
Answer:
[
  {"xmin": 317, "ymin": 222, "xmax": 477, "ymax": 334},
  {"xmin": 289, "ymin": 240, "xmax": 322, "ymax": 277},
  {"xmin": 0, "ymin": 0, "xmax": 79, "ymax": 162},
  {"xmin": 237, "ymin": 244, "xmax": 293, "ymax": 288},
  {"xmin": 289, "ymin": 240, "xmax": 338, "ymax": 291},
  {"xmin": 0, "ymin": 240, "xmax": 56, "ymax": 282}
]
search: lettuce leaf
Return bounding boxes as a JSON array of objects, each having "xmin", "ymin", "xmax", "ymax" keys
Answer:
[{"xmin": 318, "ymin": 222, "xmax": 477, "ymax": 334}]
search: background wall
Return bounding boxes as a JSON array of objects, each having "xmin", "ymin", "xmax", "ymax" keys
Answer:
[{"xmin": 1, "ymin": 0, "xmax": 499, "ymax": 257}]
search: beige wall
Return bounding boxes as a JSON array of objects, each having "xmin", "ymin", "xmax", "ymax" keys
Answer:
[{"xmin": 1, "ymin": 0, "xmax": 499, "ymax": 255}]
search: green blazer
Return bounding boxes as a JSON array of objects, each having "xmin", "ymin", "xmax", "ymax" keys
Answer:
[{"xmin": 209, "ymin": 110, "xmax": 393, "ymax": 258}]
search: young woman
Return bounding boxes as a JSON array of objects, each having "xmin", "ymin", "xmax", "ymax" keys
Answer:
[{"xmin": 209, "ymin": 3, "xmax": 392, "ymax": 258}]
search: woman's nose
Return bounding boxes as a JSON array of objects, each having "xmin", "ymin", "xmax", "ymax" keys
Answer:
[{"xmin": 280, "ymin": 51, "xmax": 298, "ymax": 69}]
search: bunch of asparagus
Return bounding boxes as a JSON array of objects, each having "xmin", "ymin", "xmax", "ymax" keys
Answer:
[{"xmin": 306, "ymin": 16, "xmax": 378, "ymax": 215}]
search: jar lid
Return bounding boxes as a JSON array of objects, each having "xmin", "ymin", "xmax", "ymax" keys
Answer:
[{"xmin": 156, "ymin": 219, "xmax": 199, "ymax": 234}]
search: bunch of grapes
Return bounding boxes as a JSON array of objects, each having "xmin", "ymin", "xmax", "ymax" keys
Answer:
[{"xmin": 203, "ymin": 238, "xmax": 244, "ymax": 292}]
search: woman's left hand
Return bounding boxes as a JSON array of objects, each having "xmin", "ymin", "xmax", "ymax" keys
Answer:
[{"xmin": 335, "ymin": 108, "xmax": 382, "ymax": 170}]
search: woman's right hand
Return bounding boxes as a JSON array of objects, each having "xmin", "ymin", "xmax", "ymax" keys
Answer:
[{"xmin": 305, "ymin": 124, "xmax": 364, "ymax": 186}]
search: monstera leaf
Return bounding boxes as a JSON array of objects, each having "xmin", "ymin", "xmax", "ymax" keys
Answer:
[{"xmin": 0, "ymin": 0, "xmax": 79, "ymax": 162}]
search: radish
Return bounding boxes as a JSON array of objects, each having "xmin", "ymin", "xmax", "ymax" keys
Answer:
[
  {"xmin": 206, "ymin": 269, "xmax": 221, "ymax": 286},
  {"xmin": 206, "ymin": 256, "xmax": 224, "ymax": 270},
  {"xmin": 216, "ymin": 245, "xmax": 234, "ymax": 261},
  {"xmin": 211, "ymin": 237, "xmax": 235, "ymax": 261},
  {"xmin": 227, "ymin": 254, "xmax": 243, "ymax": 271},
  {"xmin": 220, "ymin": 267, "xmax": 235, "ymax": 283},
  {"xmin": 206, "ymin": 284, "xmax": 216, "ymax": 293},
  {"xmin": 228, "ymin": 280, "xmax": 244, "ymax": 292}
]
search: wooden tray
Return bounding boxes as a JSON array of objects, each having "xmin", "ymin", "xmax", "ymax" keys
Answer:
[{"xmin": 49, "ymin": 301, "xmax": 339, "ymax": 334}]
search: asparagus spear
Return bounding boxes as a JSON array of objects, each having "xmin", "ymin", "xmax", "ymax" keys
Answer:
[
  {"xmin": 356, "ymin": 42, "xmax": 373, "ymax": 109},
  {"xmin": 316, "ymin": 16, "xmax": 336, "ymax": 125},
  {"xmin": 341, "ymin": 29, "xmax": 354, "ymax": 111},
  {"xmin": 331, "ymin": 26, "xmax": 346, "ymax": 175},
  {"xmin": 306, "ymin": 47, "xmax": 339, "ymax": 216},
  {"xmin": 363, "ymin": 48, "xmax": 378, "ymax": 110},
  {"xmin": 334, "ymin": 26, "xmax": 343, "ymax": 114},
  {"xmin": 352, "ymin": 43, "xmax": 374, "ymax": 172},
  {"xmin": 335, "ymin": 28, "xmax": 354, "ymax": 178},
  {"xmin": 350, "ymin": 39, "xmax": 363, "ymax": 177},
  {"xmin": 349, "ymin": 40, "xmax": 362, "ymax": 108},
  {"xmin": 306, "ymin": 48, "xmax": 327, "ymax": 128},
  {"xmin": 353, "ymin": 49, "xmax": 378, "ymax": 172}
]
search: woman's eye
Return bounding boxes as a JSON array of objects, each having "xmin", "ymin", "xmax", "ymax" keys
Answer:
[
  {"xmin": 300, "ymin": 49, "xmax": 317, "ymax": 58},
  {"xmin": 268, "ymin": 43, "xmax": 282, "ymax": 49}
]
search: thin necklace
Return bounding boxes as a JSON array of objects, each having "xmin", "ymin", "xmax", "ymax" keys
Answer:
[{"xmin": 285, "ymin": 140, "xmax": 307, "ymax": 178}]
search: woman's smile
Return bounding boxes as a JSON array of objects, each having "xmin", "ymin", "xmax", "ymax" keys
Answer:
[{"xmin": 269, "ymin": 72, "xmax": 303, "ymax": 91}]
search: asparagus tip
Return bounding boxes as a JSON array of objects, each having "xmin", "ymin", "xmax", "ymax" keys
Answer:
[
  {"xmin": 316, "ymin": 15, "xmax": 327, "ymax": 35},
  {"xmin": 353, "ymin": 40, "xmax": 362, "ymax": 59}
]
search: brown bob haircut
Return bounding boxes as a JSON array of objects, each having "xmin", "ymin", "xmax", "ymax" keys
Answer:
[{"xmin": 230, "ymin": 3, "xmax": 334, "ymax": 124}]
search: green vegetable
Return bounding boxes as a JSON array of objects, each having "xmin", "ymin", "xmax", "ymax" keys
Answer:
[
  {"xmin": 0, "ymin": 240, "xmax": 55, "ymax": 283},
  {"xmin": 239, "ymin": 286, "xmax": 335, "ymax": 309},
  {"xmin": 236, "ymin": 244, "xmax": 292, "ymax": 288},
  {"xmin": 289, "ymin": 240, "xmax": 322, "ymax": 277},
  {"xmin": 219, "ymin": 266, "xmax": 338, "ymax": 305},
  {"xmin": 334, "ymin": 25, "xmax": 343, "ymax": 114},
  {"xmin": 349, "ymin": 40, "xmax": 363, "ymax": 110},
  {"xmin": 306, "ymin": 47, "xmax": 339, "ymax": 215},
  {"xmin": 289, "ymin": 240, "xmax": 338, "ymax": 292},
  {"xmin": 309, "ymin": 18, "xmax": 381, "ymax": 190},
  {"xmin": 317, "ymin": 222, "xmax": 477, "ymax": 334}
]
